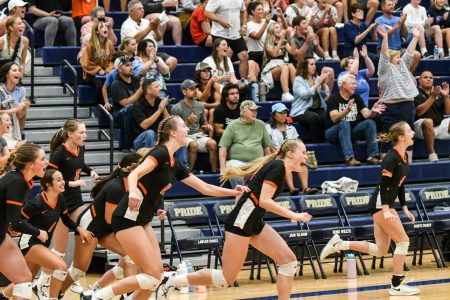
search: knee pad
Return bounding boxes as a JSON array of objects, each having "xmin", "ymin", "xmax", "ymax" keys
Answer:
[
  {"xmin": 68, "ymin": 265, "xmax": 86, "ymax": 282},
  {"xmin": 394, "ymin": 242, "xmax": 409, "ymax": 255},
  {"xmin": 112, "ymin": 265, "xmax": 124, "ymax": 279},
  {"xmin": 12, "ymin": 282, "xmax": 32, "ymax": 299},
  {"xmin": 52, "ymin": 270, "xmax": 67, "ymax": 281},
  {"xmin": 50, "ymin": 248, "xmax": 65, "ymax": 259},
  {"xmin": 135, "ymin": 273, "xmax": 162, "ymax": 290},
  {"xmin": 211, "ymin": 269, "xmax": 228, "ymax": 287},
  {"xmin": 277, "ymin": 261, "xmax": 298, "ymax": 277},
  {"xmin": 368, "ymin": 243, "xmax": 381, "ymax": 257},
  {"xmin": 124, "ymin": 255, "xmax": 135, "ymax": 265}
]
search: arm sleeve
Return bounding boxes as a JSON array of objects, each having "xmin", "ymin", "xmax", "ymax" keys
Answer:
[
  {"xmin": 260, "ymin": 121, "xmax": 273, "ymax": 148},
  {"xmin": 401, "ymin": 50, "xmax": 414, "ymax": 69},
  {"xmin": 80, "ymin": 45, "xmax": 101, "ymax": 76},
  {"xmin": 7, "ymin": 179, "xmax": 40, "ymax": 235},
  {"xmin": 218, "ymin": 122, "xmax": 234, "ymax": 148},
  {"xmin": 205, "ymin": 0, "xmax": 219, "ymax": 13},
  {"xmin": 379, "ymin": 154, "xmax": 397, "ymax": 206},
  {"xmin": 377, "ymin": 53, "xmax": 390, "ymax": 77},
  {"xmin": 293, "ymin": 77, "xmax": 314, "ymax": 100},
  {"xmin": 213, "ymin": 106, "xmax": 224, "ymax": 125},
  {"xmin": 59, "ymin": 196, "xmax": 78, "ymax": 231},
  {"xmin": 82, "ymin": 163, "xmax": 92, "ymax": 175},
  {"xmin": 175, "ymin": 160, "xmax": 192, "ymax": 181}
]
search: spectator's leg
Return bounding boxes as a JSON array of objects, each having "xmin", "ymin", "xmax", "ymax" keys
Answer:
[
  {"xmin": 426, "ymin": 25, "xmax": 444, "ymax": 56},
  {"xmin": 58, "ymin": 16, "xmax": 77, "ymax": 46},
  {"xmin": 17, "ymin": 109, "xmax": 27, "ymax": 133},
  {"xmin": 103, "ymin": 0, "xmax": 111, "ymax": 12},
  {"xmin": 167, "ymin": 15, "xmax": 182, "ymax": 45},
  {"xmin": 123, "ymin": 106, "xmax": 134, "ymax": 149},
  {"xmin": 288, "ymin": 64, "xmax": 296, "ymax": 84},
  {"xmin": 365, "ymin": 0, "xmax": 379, "ymax": 24},
  {"xmin": 296, "ymin": 165, "xmax": 309, "ymax": 191},
  {"xmin": 205, "ymin": 35, "xmax": 213, "ymax": 47},
  {"xmin": 326, "ymin": 120, "xmax": 354, "ymax": 161},
  {"xmin": 316, "ymin": 28, "xmax": 330, "ymax": 55},
  {"xmin": 329, "ymin": 27, "xmax": 339, "ymax": 59},
  {"xmin": 206, "ymin": 138, "xmax": 218, "ymax": 172},
  {"xmin": 120, "ymin": 0, "xmax": 127, "ymax": 11},
  {"xmin": 237, "ymin": 50, "xmax": 249, "ymax": 80},
  {"xmin": 352, "ymin": 119, "xmax": 379, "ymax": 159},
  {"xmin": 165, "ymin": 56, "xmax": 178, "ymax": 73},
  {"xmin": 174, "ymin": 146, "xmax": 189, "ymax": 167},
  {"xmin": 410, "ymin": 50, "xmax": 421, "ymax": 73},
  {"xmin": 271, "ymin": 66, "xmax": 288, "ymax": 93},
  {"xmin": 88, "ymin": 76, "xmax": 105, "ymax": 106},
  {"xmin": 188, "ymin": 140, "xmax": 199, "ymax": 171},
  {"xmin": 418, "ymin": 28, "xmax": 427, "ymax": 56},
  {"xmin": 294, "ymin": 110, "xmax": 326, "ymax": 143},
  {"xmin": 133, "ymin": 130, "xmax": 157, "ymax": 150},
  {"xmin": 420, "ymin": 118, "xmax": 436, "ymax": 155},
  {"xmin": 247, "ymin": 60, "xmax": 259, "ymax": 82},
  {"xmin": 33, "ymin": 16, "xmax": 58, "ymax": 46},
  {"xmin": 334, "ymin": 1, "xmax": 344, "ymax": 23}
]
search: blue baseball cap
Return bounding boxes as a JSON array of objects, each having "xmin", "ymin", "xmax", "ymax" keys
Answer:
[{"xmin": 271, "ymin": 103, "xmax": 289, "ymax": 114}]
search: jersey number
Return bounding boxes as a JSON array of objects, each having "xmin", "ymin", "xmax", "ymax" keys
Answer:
[{"xmin": 74, "ymin": 169, "xmax": 81, "ymax": 181}]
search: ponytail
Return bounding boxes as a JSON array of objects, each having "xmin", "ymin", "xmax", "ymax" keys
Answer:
[
  {"xmin": 50, "ymin": 119, "xmax": 83, "ymax": 153},
  {"xmin": 377, "ymin": 121, "xmax": 408, "ymax": 145}
]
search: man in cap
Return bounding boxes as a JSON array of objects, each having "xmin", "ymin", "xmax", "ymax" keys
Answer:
[
  {"xmin": 219, "ymin": 100, "xmax": 271, "ymax": 187},
  {"xmin": 172, "ymin": 79, "xmax": 218, "ymax": 172}
]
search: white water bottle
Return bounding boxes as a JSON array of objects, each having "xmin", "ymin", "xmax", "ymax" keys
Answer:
[
  {"xmin": 346, "ymin": 253, "xmax": 357, "ymax": 279},
  {"xmin": 185, "ymin": 260, "xmax": 196, "ymax": 292},
  {"xmin": 434, "ymin": 45, "xmax": 439, "ymax": 59},
  {"xmin": 178, "ymin": 262, "xmax": 189, "ymax": 294}
]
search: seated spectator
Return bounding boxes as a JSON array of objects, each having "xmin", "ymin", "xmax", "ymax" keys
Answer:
[
  {"xmin": 190, "ymin": 0, "xmax": 212, "ymax": 47},
  {"xmin": 261, "ymin": 0, "xmax": 288, "ymax": 14},
  {"xmin": 203, "ymin": 38, "xmax": 238, "ymax": 89},
  {"xmin": 414, "ymin": 71, "xmax": 450, "ymax": 161},
  {"xmin": 141, "ymin": 0, "xmax": 183, "ymax": 45},
  {"xmin": 291, "ymin": 57, "xmax": 331, "ymax": 143},
  {"xmin": 28, "ymin": 0, "xmax": 76, "ymax": 46},
  {"xmin": 133, "ymin": 39, "xmax": 170, "ymax": 98},
  {"xmin": 0, "ymin": 0, "xmax": 28, "ymax": 37},
  {"xmin": 102, "ymin": 50, "xmax": 127, "ymax": 112},
  {"xmin": 403, "ymin": 0, "xmax": 444, "ymax": 59},
  {"xmin": 111, "ymin": 56, "xmax": 143, "ymax": 151},
  {"xmin": 131, "ymin": 78, "xmax": 170, "ymax": 149},
  {"xmin": 121, "ymin": 0, "xmax": 178, "ymax": 72},
  {"xmin": 103, "ymin": 0, "xmax": 127, "ymax": 12},
  {"xmin": 219, "ymin": 100, "xmax": 272, "ymax": 187},
  {"xmin": 311, "ymin": 0, "xmax": 339, "ymax": 60},
  {"xmin": 429, "ymin": 0, "xmax": 450, "ymax": 58},
  {"xmin": 285, "ymin": 0, "xmax": 313, "ymax": 26},
  {"xmin": 172, "ymin": 79, "xmax": 218, "ymax": 172},
  {"xmin": 118, "ymin": 37, "xmax": 137, "ymax": 58},
  {"xmin": 325, "ymin": 0, "xmax": 347, "ymax": 23},
  {"xmin": 349, "ymin": 0, "xmax": 379, "ymax": 24},
  {"xmin": 325, "ymin": 73, "xmax": 384, "ymax": 166},
  {"xmin": 342, "ymin": 3, "xmax": 378, "ymax": 60},
  {"xmin": 80, "ymin": 21, "xmax": 114, "ymax": 106},
  {"xmin": 178, "ymin": 0, "xmax": 201, "ymax": 31},
  {"xmin": 0, "ymin": 62, "xmax": 30, "ymax": 147},
  {"xmin": 266, "ymin": 103, "xmax": 318, "ymax": 195},
  {"xmin": 212, "ymin": 83, "xmax": 240, "ymax": 139},
  {"xmin": 195, "ymin": 62, "xmax": 221, "ymax": 124},
  {"xmin": 0, "ymin": 16, "xmax": 29, "ymax": 78},
  {"xmin": 0, "ymin": 113, "xmax": 21, "ymax": 168},
  {"xmin": 261, "ymin": 23, "xmax": 296, "ymax": 100},
  {"xmin": 72, "ymin": 1, "xmax": 114, "ymax": 30},
  {"xmin": 77, "ymin": 6, "xmax": 117, "ymax": 60},
  {"xmin": 338, "ymin": 46, "xmax": 375, "ymax": 107},
  {"xmin": 287, "ymin": 16, "xmax": 325, "ymax": 62}
]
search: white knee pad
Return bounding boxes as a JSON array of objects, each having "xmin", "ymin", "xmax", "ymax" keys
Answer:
[
  {"xmin": 277, "ymin": 261, "xmax": 298, "ymax": 277},
  {"xmin": 52, "ymin": 270, "xmax": 68, "ymax": 281},
  {"xmin": 12, "ymin": 282, "xmax": 32, "ymax": 299},
  {"xmin": 112, "ymin": 265, "xmax": 124, "ymax": 279},
  {"xmin": 124, "ymin": 255, "xmax": 135, "ymax": 265},
  {"xmin": 394, "ymin": 242, "xmax": 409, "ymax": 255},
  {"xmin": 135, "ymin": 273, "xmax": 162, "ymax": 290},
  {"xmin": 368, "ymin": 243, "xmax": 381, "ymax": 257},
  {"xmin": 50, "ymin": 248, "xmax": 65, "ymax": 259},
  {"xmin": 68, "ymin": 265, "xmax": 86, "ymax": 282},
  {"xmin": 211, "ymin": 269, "xmax": 228, "ymax": 287}
]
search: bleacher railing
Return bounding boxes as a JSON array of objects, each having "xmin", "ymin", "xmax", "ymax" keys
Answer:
[
  {"xmin": 23, "ymin": 20, "xmax": 34, "ymax": 103},
  {"xmin": 61, "ymin": 59, "xmax": 78, "ymax": 119},
  {"xmin": 97, "ymin": 104, "xmax": 114, "ymax": 173}
]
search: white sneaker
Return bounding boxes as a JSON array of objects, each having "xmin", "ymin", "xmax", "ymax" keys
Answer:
[
  {"xmin": 32, "ymin": 283, "xmax": 48, "ymax": 300},
  {"xmin": 71, "ymin": 280, "xmax": 84, "ymax": 294},
  {"xmin": 324, "ymin": 53, "xmax": 333, "ymax": 61},
  {"xmin": 428, "ymin": 153, "xmax": 439, "ymax": 162},
  {"xmin": 155, "ymin": 272, "xmax": 178, "ymax": 300},
  {"xmin": 389, "ymin": 282, "xmax": 420, "ymax": 296},
  {"xmin": 332, "ymin": 54, "xmax": 340, "ymax": 61},
  {"xmin": 320, "ymin": 234, "xmax": 342, "ymax": 261},
  {"xmin": 281, "ymin": 92, "xmax": 294, "ymax": 101}
]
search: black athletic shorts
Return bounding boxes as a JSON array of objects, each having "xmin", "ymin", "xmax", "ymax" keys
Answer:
[
  {"xmin": 225, "ymin": 221, "xmax": 266, "ymax": 237},
  {"xmin": 212, "ymin": 36, "xmax": 248, "ymax": 56},
  {"xmin": 111, "ymin": 215, "xmax": 149, "ymax": 234}
]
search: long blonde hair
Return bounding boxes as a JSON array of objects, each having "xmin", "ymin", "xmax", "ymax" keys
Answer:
[
  {"xmin": 88, "ymin": 21, "xmax": 112, "ymax": 59},
  {"xmin": 221, "ymin": 139, "xmax": 304, "ymax": 183},
  {"xmin": 262, "ymin": 23, "xmax": 277, "ymax": 68},
  {"xmin": 378, "ymin": 121, "xmax": 408, "ymax": 144}
]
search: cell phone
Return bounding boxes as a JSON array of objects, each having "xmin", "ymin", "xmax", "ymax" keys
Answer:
[
  {"xmin": 271, "ymin": 8, "xmax": 278, "ymax": 15},
  {"xmin": 54, "ymin": 10, "xmax": 63, "ymax": 15},
  {"xmin": 158, "ymin": 10, "xmax": 167, "ymax": 21}
]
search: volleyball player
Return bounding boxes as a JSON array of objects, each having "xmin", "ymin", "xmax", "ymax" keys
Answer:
[
  {"xmin": 320, "ymin": 121, "xmax": 419, "ymax": 296},
  {"xmin": 0, "ymin": 143, "xmax": 48, "ymax": 300},
  {"xmin": 156, "ymin": 139, "xmax": 313, "ymax": 300}
]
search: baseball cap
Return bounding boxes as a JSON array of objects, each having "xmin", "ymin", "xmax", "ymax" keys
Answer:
[
  {"xmin": 114, "ymin": 55, "xmax": 134, "ymax": 69},
  {"xmin": 240, "ymin": 100, "xmax": 260, "ymax": 112},
  {"xmin": 8, "ymin": 0, "xmax": 29, "ymax": 11},
  {"xmin": 271, "ymin": 103, "xmax": 289, "ymax": 114},
  {"xmin": 195, "ymin": 62, "xmax": 212, "ymax": 72},
  {"xmin": 180, "ymin": 79, "xmax": 197, "ymax": 90}
]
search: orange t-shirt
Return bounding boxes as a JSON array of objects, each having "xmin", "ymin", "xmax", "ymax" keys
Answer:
[
  {"xmin": 72, "ymin": 0, "xmax": 96, "ymax": 19},
  {"xmin": 190, "ymin": 6, "xmax": 209, "ymax": 45}
]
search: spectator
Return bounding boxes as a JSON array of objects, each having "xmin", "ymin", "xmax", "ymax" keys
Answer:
[
  {"xmin": 349, "ymin": 0, "xmax": 379, "ymax": 24},
  {"xmin": 133, "ymin": 39, "xmax": 170, "ymax": 98},
  {"xmin": 101, "ymin": 50, "xmax": 127, "ymax": 112},
  {"xmin": 414, "ymin": 71, "xmax": 450, "ymax": 161},
  {"xmin": 377, "ymin": 26, "xmax": 419, "ymax": 160},
  {"xmin": 0, "ymin": 62, "xmax": 30, "ymax": 148},
  {"xmin": 0, "ymin": 0, "xmax": 28, "ymax": 37},
  {"xmin": 111, "ymin": 56, "xmax": 143, "ymax": 151},
  {"xmin": 266, "ymin": 103, "xmax": 318, "ymax": 195},
  {"xmin": 213, "ymin": 83, "xmax": 240, "ymax": 138},
  {"xmin": 219, "ymin": 100, "xmax": 272, "ymax": 187},
  {"xmin": 342, "ymin": 3, "xmax": 378, "ymax": 59},
  {"xmin": 429, "ymin": 0, "xmax": 450, "ymax": 58},
  {"xmin": 141, "ymin": 0, "xmax": 183, "ymax": 45},
  {"xmin": 311, "ymin": 0, "xmax": 340, "ymax": 60},
  {"xmin": 0, "ymin": 113, "xmax": 21, "ymax": 168},
  {"xmin": 131, "ymin": 78, "xmax": 170, "ymax": 149},
  {"xmin": 338, "ymin": 46, "xmax": 375, "ymax": 107},
  {"xmin": 403, "ymin": 0, "xmax": 444, "ymax": 59},
  {"xmin": 288, "ymin": 16, "xmax": 326, "ymax": 62},
  {"xmin": 203, "ymin": 38, "xmax": 238, "ymax": 89},
  {"xmin": 285, "ymin": 0, "xmax": 313, "ymax": 26},
  {"xmin": 103, "ymin": 0, "xmax": 127, "ymax": 12},
  {"xmin": 291, "ymin": 56, "xmax": 331, "ymax": 143},
  {"xmin": 195, "ymin": 62, "xmax": 221, "ymax": 124},
  {"xmin": 190, "ymin": 0, "xmax": 212, "ymax": 47},
  {"xmin": 261, "ymin": 23, "xmax": 296, "ymax": 101},
  {"xmin": 325, "ymin": 0, "xmax": 347, "ymax": 24},
  {"xmin": 72, "ymin": 1, "xmax": 113, "ymax": 30},
  {"xmin": 172, "ymin": 79, "xmax": 218, "ymax": 172},
  {"xmin": 325, "ymin": 73, "xmax": 384, "ymax": 165},
  {"xmin": 205, "ymin": 0, "xmax": 251, "ymax": 79},
  {"xmin": 0, "ymin": 16, "xmax": 29, "ymax": 78},
  {"xmin": 80, "ymin": 21, "xmax": 114, "ymax": 107},
  {"xmin": 28, "ymin": 0, "xmax": 77, "ymax": 46},
  {"xmin": 118, "ymin": 37, "xmax": 137, "ymax": 58},
  {"xmin": 77, "ymin": 6, "xmax": 117, "ymax": 60},
  {"xmin": 178, "ymin": 0, "xmax": 202, "ymax": 30},
  {"xmin": 121, "ymin": 0, "xmax": 178, "ymax": 72}
]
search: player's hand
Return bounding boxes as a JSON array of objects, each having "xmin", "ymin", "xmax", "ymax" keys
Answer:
[
  {"xmin": 234, "ymin": 185, "xmax": 250, "ymax": 194},
  {"xmin": 78, "ymin": 227, "xmax": 95, "ymax": 244},
  {"xmin": 37, "ymin": 230, "xmax": 48, "ymax": 243},
  {"xmin": 156, "ymin": 209, "xmax": 166, "ymax": 220},
  {"xmin": 294, "ymin": 212, "xmax": 312, "ymax": 223},
  {"xmin": 128, "ymin": 190, "xmax": 143, "ymax": 212},
  {"xmin": 383, "ymin": 210, "xmax": 399, "ymax": 222},
  {"xmin": 71, "ymin": 179, "xmax": 87, "ymax": 187},
  {"xmin": 403, "ymin": 209, "xmax": 415, "ymax": 224}
]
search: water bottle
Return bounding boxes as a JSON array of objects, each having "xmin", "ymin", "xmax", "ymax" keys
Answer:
[
  {"xmin": 258, "ymin": 80, "xmax": 268, "ymax": 102},
  {"xmin": 177, "ymin": 261, "xmax": 189, "ymax": 294},
  {"xmin": 250, "ymin": 81, "xmax": 259, "ymax": 102},
  {"xmin": 434, "ymin": 45, "xmax": 439, "ymax": 59},
  {"xmin": 346, "ymin": 253, "xmax": 357, "ymax": 279},
  {"xmin": 185, "ymin": 260, "xmax": 196, "ymax": 292}
]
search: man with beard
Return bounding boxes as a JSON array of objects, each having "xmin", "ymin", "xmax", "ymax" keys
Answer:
[
  {"xmin": 171, "ymin": 79, "xmax": 218, "ymax": 172},
  {"xmin": 213, "ymin": 83, "xmax": 240, "ymax": 139}
]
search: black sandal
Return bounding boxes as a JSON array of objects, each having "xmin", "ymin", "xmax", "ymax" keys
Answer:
[{"xmin": 302, "ymin": 187, "xmax": 318, "ymax": 195}]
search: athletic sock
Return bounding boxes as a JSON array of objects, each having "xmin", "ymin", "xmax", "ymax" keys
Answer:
[
  {"xmin": 392, "ymin": 274, "xmax": 405, "ymax": 287},
  {"xmin": 95, "ymin": 286, "xmax": 115, "ymax": 300}
]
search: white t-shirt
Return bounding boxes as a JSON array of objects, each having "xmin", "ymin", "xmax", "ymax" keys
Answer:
[
  {"xmin": 402, "ymin": 4, "xmax": 427, "ymax": 30},
  {"xmin": 265, "ymin": 123, "xmax": 299, "ymax": 150},
  {"xmin": 312, "ymin": 4, "xmax": 338, "ymax": 25},
  {"xmin": 205, "ymin": 0, "xmax": 245, "ymax": 40},
  {"xmin": 202, "ymin": 55, "xmax": 235, "ymax": 78},
  {"xmin": 246, "ymin": 20, "xmax": 275, "ymax": 52},
  {"xmin": 285, "ymin": 4, "xmax": 312, "ymax": 25},
  {"xmin": 120, "ymin": 17, "xmax": 155, "ymax": 41}
]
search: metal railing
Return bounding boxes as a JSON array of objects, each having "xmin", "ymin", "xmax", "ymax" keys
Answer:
[
  {"xmin": 23, "ymin": 20, "xmax": 34, "ymax": 104},
  {"xmin": 61, "ymin": 59, "xmax": 78, "ymax": 118},
  {"xmin": 96, "ymin": 104, "xmax": 114, "ymax": 173}
]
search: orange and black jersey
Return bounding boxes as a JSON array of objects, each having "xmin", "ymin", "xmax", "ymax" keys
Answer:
[
  {"xmin": 48, "ymin": 144, "xmax": 92, "ymax": 211},
  {"xmin": 0, "ymin": 170, "xmax": 40, "ymax": 242},
  {"xmin": 225, "ymin": 159, "xmax": 286, "ymax": 236},
  {"xmin": 19, "ymin": 192, "xmax": 78, "ymax": 248},
  {"xmin": 369, "ymin": 149, "xmax": 409, "ymax": 212},
  {"xmin": 113, "ymin": 145, "xmax": 191, "ymax": 226},
  {"xmin": 78, "ymin": 176, "xmax": 127, "ymax": 238}
]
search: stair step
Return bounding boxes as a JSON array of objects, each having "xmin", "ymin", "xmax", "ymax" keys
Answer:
[
  {"xmin": 25, "ymin": 118, "xmax": 99, "ymax": 129},
  {"xmin": 31, "ymin": 66, "xmax": 54, "ymax": 77},
  {"xmin": 22, "ymin": 76, "xmax": 61, "ymax": 85},
  {"xmin": 84, "ymin": 151, "xmax": 126, "ymax": 165},
  {"xmin": 26, "ymin": 86, "xmax": 65, "ymax": 97},
  {"xmin": 40, "ymin": 140, "xmax": 119, "ymax": 152},
  {"xmin": 26, "ymin": 107, "xmax": 90, "ymax": 120},
  {"xmin": 25, "ymin": 128, "xmax": 104, "ymax": 143},
  {"xmin": 32, "ymin": 97, "xmax": 77, "ymax": 106}
]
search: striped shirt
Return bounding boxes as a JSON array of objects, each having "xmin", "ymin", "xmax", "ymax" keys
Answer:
[{"xmin": 378, "ymin": 51, "xmax": 419, "ymax": 103}]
